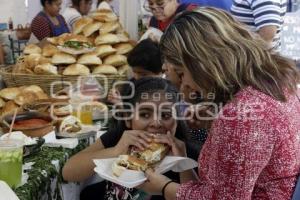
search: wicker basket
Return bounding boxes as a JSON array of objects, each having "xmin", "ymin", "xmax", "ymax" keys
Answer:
[
  {"xmin": 16, "ymin": 24, "xmax": 31, "ymax": 40},
  {"xmin": 0, "ymin": 65, "xmax": 127, "ymax": 95}
]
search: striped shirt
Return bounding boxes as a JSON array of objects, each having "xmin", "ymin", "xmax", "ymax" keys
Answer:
[
  {"xmin": 231, "ymin": 0, "xmax": 287, "ymax": 51},
  {"xmin": 62, "ymin": 7, "xmax": 82, "ymax": 32}
]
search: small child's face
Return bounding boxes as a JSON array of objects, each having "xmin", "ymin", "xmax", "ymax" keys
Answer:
[{"xmin": 132, "ymin": 67, "xmax": 161, "ymax": 80}]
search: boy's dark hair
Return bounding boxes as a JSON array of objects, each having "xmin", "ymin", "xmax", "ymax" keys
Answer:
[
  {"xmin": 40, "ymin": 0, "xmax": 56, "ymax": 6},
  {"xmin": 127, "ymin": 39, "xmax": 162, "ymax": 74},
  {"xmin": 108, "ymin": 77, "xmax": 187, "ymax": 142},
  {"xmin": 72, "ymin": 0, "xmax": 92, "ymax": 7}
]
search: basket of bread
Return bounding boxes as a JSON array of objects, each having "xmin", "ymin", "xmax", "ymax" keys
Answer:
[{"xmin": 1, "ymin": 9, "xmax": 134, "ymax": 95}]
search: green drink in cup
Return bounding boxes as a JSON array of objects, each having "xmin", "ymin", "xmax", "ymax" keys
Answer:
[{"xmin": 0, "ymin": 140, "xmax": 23, "ymax": 188}]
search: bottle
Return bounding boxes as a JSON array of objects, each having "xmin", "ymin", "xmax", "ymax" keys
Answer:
[{"xmin": 8, "ymin": 17, "xmax": 13, "ymax": 30}]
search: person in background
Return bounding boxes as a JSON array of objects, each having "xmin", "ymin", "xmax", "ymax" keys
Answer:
[
  {"xmin": 31, "ymin": 0, "xmax": 69, "ymax": 41},
  {"xmin": 138, "ymin": 7, "xmax": 300, "ymax": 199},
  {"xmin": 145, "ymin": 0, "xmax": 198, "ymax": 32},
  {"xmin": 180, "ymin": 0, "xmax": 232, "ymax": 11},
  {"xmin": 231, "ymin": 0, "xmax": 287, "ymax": 51},
  {"xmin": 107, "ymin": 38, "xmax": 163, "ymax": 105},
  {"xmin": 0, "ymin": 44, "xmax": 4, "ymax": 65},
  {"xmin": 62, "ymin": 0, "xmax": 93, "ymax": 31}
]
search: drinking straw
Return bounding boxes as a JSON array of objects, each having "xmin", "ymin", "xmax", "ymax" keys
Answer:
[{"xmin": 7, "ymin": 109, "xmax": 18, "ymax": 139}]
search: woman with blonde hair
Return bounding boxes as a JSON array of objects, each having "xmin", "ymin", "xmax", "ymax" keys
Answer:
[{"xmin": 138, "ymin": 7, "xmax": 300, "ymax": 200}]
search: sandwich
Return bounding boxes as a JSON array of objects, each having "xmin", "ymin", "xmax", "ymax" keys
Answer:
[
  {"xmin": 130, "ymin": 142, "xmax": 169, "ymax": 165},
  {"xmin": 59, "ymin": 40, "xmax": 94, "ymax": 55},
  {"xmin": 112, "ymin": 142, "xmax": 169, "ymax": 177},
  {"xmin": 59, "ymin": 116, "xmax": 82, "ymax": 133},
  {"xmin": 23, "ymin": 44, "xmax": 42, "ymax": 55},
  {"xmin": 112, "ymin": 155, "xmax": 148, "ymax": 177}
]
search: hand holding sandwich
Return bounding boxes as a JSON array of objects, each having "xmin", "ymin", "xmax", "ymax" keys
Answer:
[
  {"xmin": 114, "ymin": 130, "xmax": 153, "ymax": 155},
  {"xmin": 153, "ymin": 131, "xmax": 187, "ymax": 157}
]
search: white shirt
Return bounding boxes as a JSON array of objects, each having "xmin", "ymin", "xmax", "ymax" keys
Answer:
[{"xmin": 62, "ymin": 7, "xmax": 82, "ymax": 32}]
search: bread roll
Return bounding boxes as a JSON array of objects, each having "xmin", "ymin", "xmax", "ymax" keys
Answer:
[
  {"xmin": 0, "ymin": 87, "xmax": 21, "ymax": 100},
  {"xmin": 100, "ymin": 21, "xmax": 120, "ymax": 34},
  {"xmin": 117, "ymin": 64, "xmax": 130, "ymax": 75},
  {"xmin": 24, "ymin": 44, "xmax": 42, "ymax": 55},
  {"xmin": 63, "ymin": 64, "xmax": 90, "ymax": 76},
  {"xmin": 116, "ymin": 32, "xmax": 130, "ymax": 43},
  {"xmin": 95, "ymin": 45, "xmax": 117, "ymax": 58},
  {"xmin": 83, "ymin": 22, "xmax": 103, "ymax": 37},
  {"xmin": 0, "ymin": 98, "xmax": 5, "ymax": 108},
  {"xmin": 14, "ymin": 91, "xmax": 39, "ymax": 106},
  {"xmin": 52, "ymin": 52, "xmax": 76, "ymax": 64},
  {"xmin": 24, "ymin": 54, "xmax": 42, "ymax": 70},
  {"xmin": 92, "ymin": 65, "xmax": 118, "ymax": 74},
  {"xmin": 77, "ymin": 53, "xmax": 102, "ymax": 65},
  {"xmin": 23, "ymin": 85, "xmax": 44, "ymax": 93},
  {"xmin": 42, "ymin": 44, "xmax": 59, "ymax": 57},
  {"xmin": 114, "ymin": 43, "xmax": 134, "ymax": 55},
  {"xmin": 103, "ymin": 54, "xmax": 127, "ymax": 67},
  {"xmin": 92, "ymin": 11, "xmax": 118, "ymax": 22},
  {"xmin": 34, "ymin": 63, "xmax": 58, "ymax": 75},
  {"xmin": 1, "ymin": 101, "xmax": 20, "ymax": 116},
  {"xmin": 73, "ymin": 17, "xmax": 93, "ymax": 35},
  {"xmin": 95, "ymin": 33, "xmax": 119, "ymax": 45}
]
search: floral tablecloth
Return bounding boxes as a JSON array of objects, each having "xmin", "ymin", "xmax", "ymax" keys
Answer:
[{"xmin": 14, "ymin": 139, "xmax": 89, "ymax": 200}]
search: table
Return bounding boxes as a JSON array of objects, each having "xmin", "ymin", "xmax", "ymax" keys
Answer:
[{"xmin": 14, "ymin": 139, "xmax": 90, "ymax": 200}]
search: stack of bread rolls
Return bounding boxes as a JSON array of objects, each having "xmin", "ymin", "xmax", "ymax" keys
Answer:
[{"xmin": 0, "ymin": 85, "xmax": 48, "ymax": 117}]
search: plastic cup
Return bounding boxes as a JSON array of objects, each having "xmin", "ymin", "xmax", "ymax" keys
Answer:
[{"xmin": 0, "ymin": 140, "xmax": 23, "ymax": 188}]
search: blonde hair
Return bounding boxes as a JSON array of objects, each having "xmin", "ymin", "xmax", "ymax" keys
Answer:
[{"xmin": 160, "ymin": 7, "xmax": 300, "ymax": 103}]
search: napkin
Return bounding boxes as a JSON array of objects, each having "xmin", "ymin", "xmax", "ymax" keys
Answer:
[
  {"xmin": 0, "ymin": 181, "xmax": 20, "ymax": 200},
  {"xmin": 43, "ymin": 131, "xmax": 78, "ymax": 149}
]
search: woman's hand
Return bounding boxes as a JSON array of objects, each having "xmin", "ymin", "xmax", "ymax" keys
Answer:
[
  {"xmin": 153, "ymin": 131, "xmax": 187, "ymax": 157},
  {"xmin": 138, "ymin": 168, "xmax": 172, "ymax": 195},
  {"xmin": 114, "ymin": 130, "xmax": 153, "ymax": 155}
]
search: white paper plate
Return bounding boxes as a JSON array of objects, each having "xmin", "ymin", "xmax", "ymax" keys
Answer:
[
  {"xmin": 93, "ymin": 156, "xmax": 198, "ymax": 188},
  {"xmin": 56, "ymin": 125, "xmax": 101, "ymax": 138}
]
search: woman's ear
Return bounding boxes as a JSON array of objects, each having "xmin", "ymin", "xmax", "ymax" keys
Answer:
[{"xmin": 125, "ymin": 120, "xmax": 131, "ymax": 129}]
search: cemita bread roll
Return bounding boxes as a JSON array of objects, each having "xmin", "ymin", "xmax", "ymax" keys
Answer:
[
  {"xmin": 14, "ymin": 91, "xmax": 39, "ymax": 106},
  {"xmin": 24, "ymin": 44, "xmax": 42, "ymax": 55},
  {"xmin": 114, "ymin": 43, "xmax": 134, "ymax": 55},
  {"xmin": 100, "ymin": 21, "xmax": 120, "ymax": 34},
  {"xmin": 117, "ymin": 64, "xmax": 130, "ymax": 75},
  {"xmin": 91, "ymin": 10, "xmax": 118, "ymax": 22},
  {"xmin": 112, "ymin": 155, "xmax": 148, "ymax": 177},
  {"xmin": 42, "ymin": 44, "xmax": 59, "ymax": 57},
  {"xmin": 1, "ymin": 101, "xmax": 20, "ymax": 116},
  {"xmin": 112, "ymin": 142, "xmax": 169, "ymax": 177},
  {"xmin": 104, "ymin": 54, "xmax": 127, "ymax": 67},
  {"xmin": 23, "ymin": 85, "xmax": 44, "ymax": 93},
  {"xmin": 0, "ymin": 98, "xmax": 5, "ymax": 108},
  {"xmin": 63, "ymin": 64, "xmax": 90, "ymax": 76},
  {"xmin": 34, "ymin": 63, "xmax": 58, "ymax": 75},
  {"xmin": 92, "ymin": 65, "xmax": 118, "ymax": 74},
  {"xmin": 77, "ymin": 53, "xmax": 102, "ymax": 65},
  {"xmin": 116, "ymin": 32, "xmax": 130, "ymax": 43},
  {"xmin": 83, "ymin": 22, "xmax": 103, "ymax": 37},
  {"xmin": 52, "ymin": 52, "xmax": 76, "ymax": 64},
  {"xmin": 0, "ymin": 87, "xmax": 21, "ymax": 100},
  {"xmin": 73, "ymin": 17, "xmax": 93, "ymax": 35},
  {"xmin": 95, "ymin": 45, "xmax": 116, "ymax": 58},
  {"xmin": 95, "ymin": 33, "xmax": 119, "ymax": 45}
]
